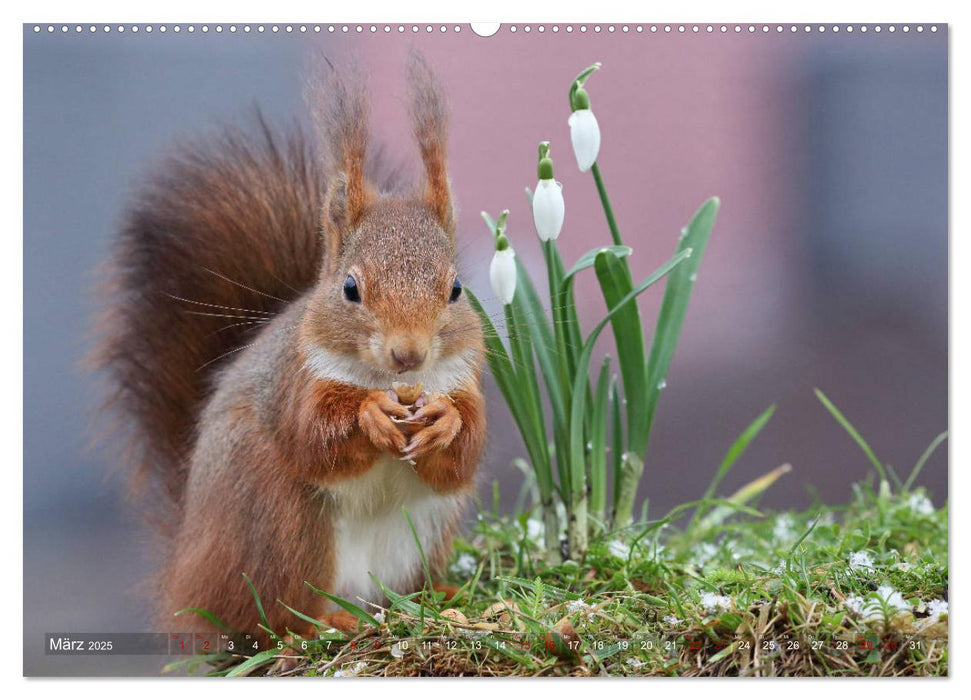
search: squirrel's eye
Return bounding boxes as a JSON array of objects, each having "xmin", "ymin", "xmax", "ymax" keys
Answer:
[
  {"xmin": 449, "ymin": 278, "xmax": 463, "ymax": 303},
  {"xmin": 343, "ymin": 275, "xmax": 361, "ymax": 303}
]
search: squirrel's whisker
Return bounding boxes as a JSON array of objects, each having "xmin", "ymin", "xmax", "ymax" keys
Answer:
[
  {"xmin": 166, "ymin": 293, "xmax": 275, "ymax": 317},
  {"xmin": 196, "ymin": 342, "xmax": 257, "ymax": 372},
  {"xmin": 184, "ymin": 310, "xmax": 276, "ymax": 322},
  {"xmin": 201, "ymin": 266, "xmax": 289, "ymax": 304}
]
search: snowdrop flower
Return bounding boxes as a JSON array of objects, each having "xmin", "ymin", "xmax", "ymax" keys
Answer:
[
  {"xmin": 849, "ymin": 551, "xmax": 875, "ymax": 572},
  {"xmin": 925, "ymin": 599, "xmax": 948, "ymax": 622},
  {"xmin": 700, "ymin": 592, "xmax": 732, "ymax": 614},
  {"xmin": 662, "ymin": 614, "xmax": 682, "ymax": 626},
  {"xmin": 373, "ymin": 611, "xmax": 385, "ymax": 624},
  {"xmin": 489, "ymin": 233, "xmax": 517, "ymax": 305},
  {"xmin": 568, "ymin": 88, "xmax": 601, "ymax": 172},
  {"xmin": 390, "ymin": 642, "xmax": 405, "ymax": 659},
  {"xmin": 532, "ymin": 142, "xmax": 565, "ymax": 241}
]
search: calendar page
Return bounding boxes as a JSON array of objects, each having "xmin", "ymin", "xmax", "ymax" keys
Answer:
[{"xmin": 21, "ymin": 18, "xmax": 948, "ymax": 679}]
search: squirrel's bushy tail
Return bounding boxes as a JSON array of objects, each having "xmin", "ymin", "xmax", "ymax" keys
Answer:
[{"xmin": 96, "ymin": 116, "xmax": 328, "ymax": 532}]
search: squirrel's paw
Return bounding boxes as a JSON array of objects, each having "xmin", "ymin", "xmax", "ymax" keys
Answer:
[
  {"xmin": 401, "ymin": 396, "xmax": 461, "ymax": 460},
  {"xmin": 359, "ymin": 390, "xmax": 410, "ymax": 453}
]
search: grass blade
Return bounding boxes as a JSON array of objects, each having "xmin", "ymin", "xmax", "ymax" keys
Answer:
[
  {"xmin": 403, "ymin": 506, "xmax": 435, "ymax": 595},
  {"xmin": 690, "ymin": 404, "xmax": 776, "ymax": 529},
  {"xmin": 904, "ymin": 430, "xmax": 947, "ymax": 492},
  {"xmin": 496, "ymin": 575, "xmax": 582, "ymax": 602},
  {"xmin": 241, "ymin": 572, "xmax": 278, "ymax": 641},
  {"xmin": 369, "ymin": 574, "xmax": 425, "ymax": 617},
  {"xmin": 173, "ymin": 608, "xmax": 233, "ymax": 632},
  {"xmin": 224, "ymin": 648, "xmax": 280, "ymax": 677},
  {"xmin": 699, "ymin": 463, "xmax": 792, "ymax": 529},
  {"xmin": 277, "ymin": 600, "xmax": 326, "ymax": 632},
  {"xmin": 304, "ymin": 582, "xmax": 379, "ymax": 627},
  {"xmin": 814, "ymin": 388, "xmax": 887, "ymax": 482}
]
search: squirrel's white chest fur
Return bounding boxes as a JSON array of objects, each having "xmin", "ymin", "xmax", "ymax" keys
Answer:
[{"xmin": 327, "ymin": 455, "xmax": 462, "ymax": 606}]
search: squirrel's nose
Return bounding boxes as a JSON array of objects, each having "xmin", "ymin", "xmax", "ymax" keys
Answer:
[{"xmin": 391, "ymin": 347, "xmax": 426, "ymax": 372}]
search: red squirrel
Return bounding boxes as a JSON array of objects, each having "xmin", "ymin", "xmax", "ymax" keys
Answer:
[{"xmin": 96, "ymin": 54, "xmax": 486, "ymax": 642}]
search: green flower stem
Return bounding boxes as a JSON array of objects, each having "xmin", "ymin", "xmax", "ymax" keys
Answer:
[{"xmin": 591, "ymin": 163, "xmax": 623, "ymax": 248}]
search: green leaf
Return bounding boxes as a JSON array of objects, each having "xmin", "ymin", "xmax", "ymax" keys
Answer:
[
  {"xmin": 224, "ymin": 648, "xmax": 280, "ymax": 677},
  {"xmin": 563, "ymin": 245, "xmax": 632, "ymax": 282},
  {"xmin": 505, "ymin": 300, "xmax": 553, "ymax": 496},
  {"xmin": 814, "ymin": 388, "xmax": 887, "ymax": 482},
  {"xmin": 594, "ymin": 249, "xmax": 648, "ymax": 457},
  {"xmin": 644, "ymin": 197, "xmax": 720, "ymax": 448},
  {"xmin": 514, "ymin": 256, "xmax": 568, "ymax": 440},
  {"xmin": 469, "ymin": 286, "xmax": 553, "ymax": 501},
  {"xmin": 514, "ymin": 257, "xmax": 557, "ymax": 381},
  {"xmin": 569, "ymin": 248, "xmax": 694, "ymax": 501},
  {"xmin": 609, "ymin": 375, "xmax": 624, "ymax": 520},
  {"xmin": 589, "ymin": 356, "xmax": 612, "ymax": 523},
  {"xmin": 467, "ymin": 290, "xmax": 538, "ymax": 462},
  {"xmin": 482, "ymin": 210, "xmax": 497, "ymax": 236},
  {"xmin": 304, "ymin": 582, "xmax": 379, "ymax": 627}
]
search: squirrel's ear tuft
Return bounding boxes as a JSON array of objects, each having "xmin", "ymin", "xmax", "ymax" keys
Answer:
[
  {"xmin": 408, "ymin": 51, "xmax": 456, "ymax": 239},
  {"xmin": 310, "ymin": 61, "xmax": 375, "ymax": 268}
]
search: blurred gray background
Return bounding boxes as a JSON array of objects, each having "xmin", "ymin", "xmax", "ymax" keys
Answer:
[{"xmin": 23, "ymin": 24, "xmax": 947, "ymax": 676}]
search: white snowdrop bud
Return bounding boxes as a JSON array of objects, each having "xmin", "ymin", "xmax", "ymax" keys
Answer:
[
  {"xmin": 490, "ymin": 235, "xmax": 517, "ymax": 305},
  {"xmin": 568, "ymin": 88, "xmax": 601, "ymax": 172},
  {"xmin": 532, "ymin": 147, "xmax": 565, "ymax": 241}
]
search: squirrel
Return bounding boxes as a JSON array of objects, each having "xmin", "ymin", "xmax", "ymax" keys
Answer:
[{"xmin": 95, "ymin": 54, "xmax": 486, "ymax": 643}]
